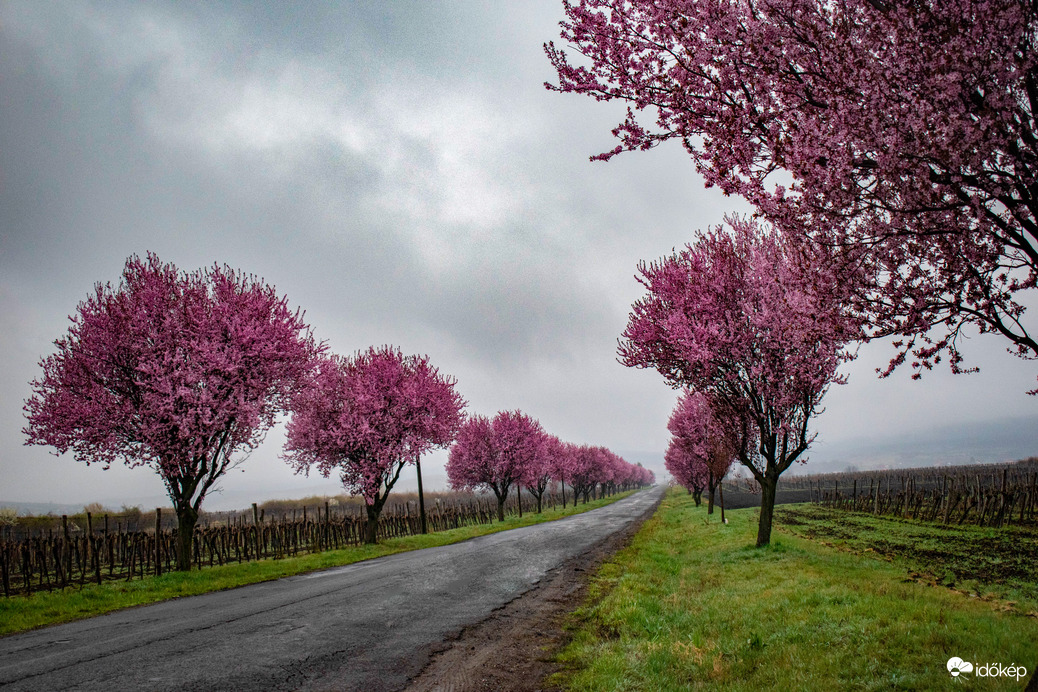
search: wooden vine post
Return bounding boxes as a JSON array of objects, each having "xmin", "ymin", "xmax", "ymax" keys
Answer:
[{"xmin": 155, "ymin": 508, "xmax": 162, "ymax": 577}]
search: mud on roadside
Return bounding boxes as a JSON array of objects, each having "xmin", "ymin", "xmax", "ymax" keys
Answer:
[{"xmin": 403, "ymin": 492, "xmax": 663, "ymax": 692}]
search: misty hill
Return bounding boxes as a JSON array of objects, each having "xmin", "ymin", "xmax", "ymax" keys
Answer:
[
  {"xmin": 0, "ymin": 500, "xmax": 95, "ymax": 516},
  {"xmin": 790, "ymin": 415, "xmax": 1038, "ymax": 475}
]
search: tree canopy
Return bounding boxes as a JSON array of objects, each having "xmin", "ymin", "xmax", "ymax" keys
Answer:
[
  {"xmin": 620, "ymin": 217, "xmax": 859, "ymax": 544},
  {"xmin": 285, "ymin": 346, "xmax": 465, "ymax": 543},
  {"xmin": 549, "ymin": 0, "xmax": 1038, "ymax": 389},
  {"xmin": 24, "ymin": 253, "xmax": 320, "ymax": 569}
]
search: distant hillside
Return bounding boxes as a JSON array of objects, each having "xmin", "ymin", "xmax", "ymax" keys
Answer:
[
  {"xmin": 790, "ymin": 415, "xmax": 1038, "ymax": 475},
  {"xmin": 5, "ymin": 417, "xmax": 1032, "ymax": 514},
  {"xmin": 0, "ymin": 500, "xmax": 95, "ymax": 516}
]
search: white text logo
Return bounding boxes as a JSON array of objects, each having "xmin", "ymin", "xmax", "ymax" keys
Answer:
[{"xmin": 947, "ymin": 657, "xmax": 1027, "ymax": 681}]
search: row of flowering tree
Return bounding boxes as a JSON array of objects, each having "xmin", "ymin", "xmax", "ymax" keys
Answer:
[
  {"xmin": 542, "ymin": 0, "xmax": 1031, "ymax": 546},
  {"xmin": 665, "ymin": 390, "xmax": 735, "ymax": 517},
  {"xmin": 23, "ymin": 254, "xmax": 653, "ymax": 567},
  {"xmin": 445, "ymin": 410, "xmax": 654, "ymax": 522},
  {"xmin": 21, "ymin": 255, "xmax": 469, "ymax": 562},
  {"xmin": 620, "ymin": 218, "xmax": 860, "ymax": 547},
  {"xmin": 283, "ymin": 346, "xmax": 466, "ymax": 545}
]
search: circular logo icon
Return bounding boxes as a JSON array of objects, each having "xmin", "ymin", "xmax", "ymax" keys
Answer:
[{"xmin": 947, "ymin": 657, "xmax": 974, "ymax": 677}]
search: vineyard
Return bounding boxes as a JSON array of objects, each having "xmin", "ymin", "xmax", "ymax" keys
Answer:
[
  {"xmin": 0, "ymin": 486, "xmax": 592, "ymax": 598},
  {"xmin": 723, "ymin": 457, "xmax": 1038, "ymax": 527}
]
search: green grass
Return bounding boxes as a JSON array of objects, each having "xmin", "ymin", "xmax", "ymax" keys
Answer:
[
  {"xmin": 553, "ymin": 488, "xmax": 1038, "ymax": 691},
  {"xmin": 775, "ymin": 503, "xmax": 1038, "ymax": 616},
  {"xmin": 0, "ymin": 491, "xmax": 634, "ymax": 637}
]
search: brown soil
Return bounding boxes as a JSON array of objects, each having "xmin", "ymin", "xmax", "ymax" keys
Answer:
[{"xmin": 403, "ymin": 495, "xmax": 661, "ymax": 692}]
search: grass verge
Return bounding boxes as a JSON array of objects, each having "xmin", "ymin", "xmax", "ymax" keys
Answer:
[
  {"xmin": 553, "ymin": 488, "xmax": 1038, "ymax": 690},
  {"xmin": 0, "ymin": 490, "xmax": 634, "ymax": 637}
]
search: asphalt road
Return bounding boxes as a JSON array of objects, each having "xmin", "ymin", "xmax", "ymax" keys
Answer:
[{"xmin": 0, "ymin": 486, "xmax": 664, "ymax": 692}]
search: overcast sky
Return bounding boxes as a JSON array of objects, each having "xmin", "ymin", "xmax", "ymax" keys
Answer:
[{"xmin": 2, "ymin": 1, "xmax": 1036, "ymax": 512}]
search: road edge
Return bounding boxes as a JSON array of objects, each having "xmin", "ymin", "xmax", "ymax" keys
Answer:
[{"xmin": 403, "ymin": 486, "xmax": 665, "ymax": 692}]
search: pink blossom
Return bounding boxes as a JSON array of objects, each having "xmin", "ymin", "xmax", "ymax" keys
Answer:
[
  {"xmin": 284, "ymin": 346, "xmax": 465, "ymax": 543},
  {"xmin": 667, "ymin": 390, "xmax": 736, "ymax": 511},
  {"xmin": 665, "ymin": 438, "xmax": 707, "ymax": 500},
  {"xmin": 548, "ymin": 0, "xmax": 1038, "ymax": 390},
  {"xmin": 23, "ymin": 253, "xmax": 320, "ymax": 569},
  {"xmin": 619, "ymin": 217, "xmax": 858, "ymax": 545},
  {"xmin": 446, "ymin": 410, "xmax": 545, "ymax": 521}
]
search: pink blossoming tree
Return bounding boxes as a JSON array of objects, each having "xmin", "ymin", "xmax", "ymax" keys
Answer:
[
  {"xmin": 664, "ymin": 438, "xmax": 707, "ymax": 505},
  {"xmin": 668, "ymin": 390, "xmax": 736, "ymax": 514},
  {"xmin": 565, "ymin": 444, "xmax": 606, "ymax": 504},
  {"xmin": 595, "ymin": 447, "xmax": 629, "ymax": 498},
  {"xmin": 526, "ymin": 433, "xmax": 563, "ymax": 513},
  {"xmin": 23, "ymin": 253, "xmax": 320, "ymax": 570},
  {"xmin": 284, "ymin": 346, "xmax": 465, "ymax": 544},
  {"xmin": 446, "ymin": 410, "xmax": 546, "ymax": 522},
  {"xmin": 620, "ymin": 218, "xmax": 859, "ymax": 546},
  {"xmin": 548, "ymin": 0, "xmax": 1038, "ymax": 390},
  {"xmin": 627, "ymin": 462, "xmax": 655, "ymax": 490},
  {"xmin": 552, "ymin": 440, "xmax": 578, "ymax": 508}
]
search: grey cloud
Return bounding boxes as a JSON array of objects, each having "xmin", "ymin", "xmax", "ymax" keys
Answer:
[{"xmin": 3, "ymin": 0, "xmax": 1033, "ymax": 508}]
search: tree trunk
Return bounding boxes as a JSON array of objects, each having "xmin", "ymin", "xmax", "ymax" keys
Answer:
[
  {"xmin": 756, "ymin": 474, "xmax": 778, "ymax": 548},
  {"xmin": 692, "ymin": 489, "xmax": 702, "ymax": 506},
  {"xmin": 175, "ymin": 507, "xmax": 198, "ymax": 571},
  {"xmin": 155, "ymin": 508, "xmax": 162, "ymax": 577},
  {"xmin": 364, "ymin": 504, "xmax": 379, "ymax": 544}
]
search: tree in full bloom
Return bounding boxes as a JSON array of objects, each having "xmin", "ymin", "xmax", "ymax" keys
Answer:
[
  {"xmin": 284, "ymin": 346, "xmax": 465, "ymax": 544},
  {"xmin": 668, "ymin": 390, "xmax": 736, "ymax": 514},
  {"xmin": 446, "ymin": 410, "xmax": 546, "ymax": 522},
  {"xmin": 526, "ymin": 433, "xmax": 563, "ymax": 513},
  {"xmin": 564, "ymin": 444, "xmax": 607, "ymax": 504},
  {"xmin": 595, "ymin": 447, "xmax": 630, "ymax": 498},
  {"xmin": 548, "ymin": 0, "xmax": 1038, "ymax": 390},
  {"xmin": 665, "ymin": 438, "xmax": 707, "ymax": 505},
  {"xmin": 628, "ymin": 462, "xmax": 655, "ymax": 489},
  {"xmin": 552, "ymin": 440, "xmax": 579, "ymax": 508},
  {"xmin": 620, "ymin": 218, "xmax": 859, "ymax": 546},
  {"xmin": 24, "ymin": 253, "xmax": 320, "ymax": 570}
]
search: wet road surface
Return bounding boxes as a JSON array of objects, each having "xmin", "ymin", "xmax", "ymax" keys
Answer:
[{"xmin": 0, "ymin": 486, "xmax": 664, "ymax": 691}]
